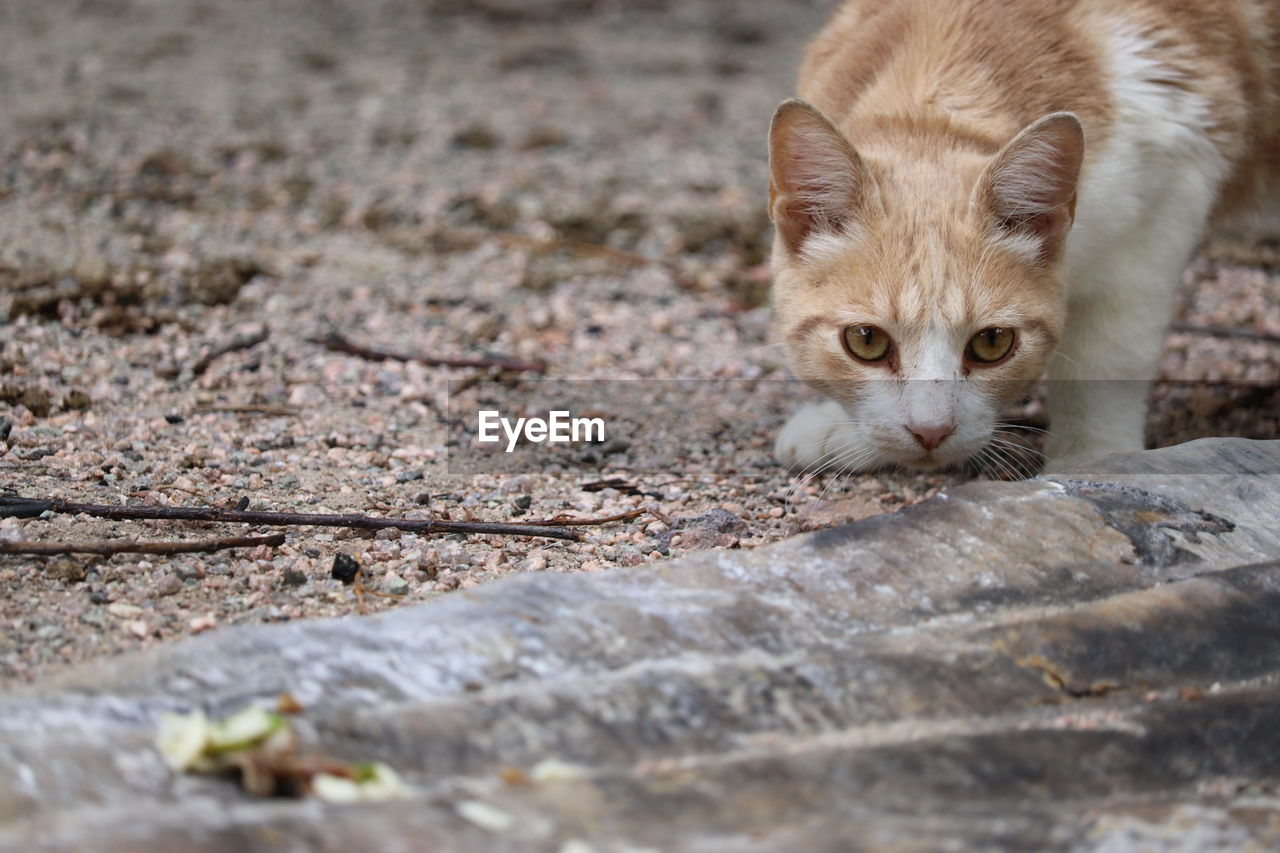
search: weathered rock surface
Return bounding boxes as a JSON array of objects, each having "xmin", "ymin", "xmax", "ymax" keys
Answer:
[{"xmin": 3, "ymin": 438, "xmax": 1280, "ymax": 852}]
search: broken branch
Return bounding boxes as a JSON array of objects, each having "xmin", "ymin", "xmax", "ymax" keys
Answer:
[
  {"xmin": 526, "ymin": 509, "xmax": 647, "ymax": 526},
  {"xmin": 1170, "ymin": 323, "xmax": 1280, "ymax": 346},
  {"xmin": 313, "ymin": 332, "xmax": 547, "ymax": 374},
  {"xmin": 0, "ymin": 497, "xmax": 581, "ymax": 541},
  {"xmin": 434, "ymin": 227, "xmax": 655, "ymax": 269},
  {"xmin": 0, "ymin": 533, "xmax": 286, "ymax": 557},
  {"xmin": 192, "ymin": 405, "xmax": 300, "ymax": 417},
  {"xmin": 192, "ymin": 325, "xmax": 270, "ymax": 376}
]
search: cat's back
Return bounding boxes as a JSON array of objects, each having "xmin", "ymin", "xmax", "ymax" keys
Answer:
[{"xmin": 800, "ymin": 0, "xmax": 1280, "ymax": 208}]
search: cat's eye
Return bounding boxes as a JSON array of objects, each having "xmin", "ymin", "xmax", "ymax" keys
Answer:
[
  {"xmin": 966, "ymin": 327, "xmax": 1016, "ymax": 364},
  {"xmin": 843, "ymin": 325, "xmax": 893, "ymax": 363}
]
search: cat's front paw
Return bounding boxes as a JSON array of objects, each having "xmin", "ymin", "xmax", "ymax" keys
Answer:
[{"xmin": 775, "ymin": 400, "xmax": 868, "ymax": 474}]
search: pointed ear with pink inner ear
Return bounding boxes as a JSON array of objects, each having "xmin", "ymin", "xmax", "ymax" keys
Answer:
[
  {"xmin": 975, "ymin": 112, "xmax": 1085, "ymax": 263},
  {"xmin": 768, "ymin": 99, "xmax": 879, "ymax": 255}
]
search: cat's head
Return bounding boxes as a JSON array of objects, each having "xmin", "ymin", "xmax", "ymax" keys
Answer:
[{"xmin": 768, "ymin": 100, "xmax": 1084, "ymax": 471}]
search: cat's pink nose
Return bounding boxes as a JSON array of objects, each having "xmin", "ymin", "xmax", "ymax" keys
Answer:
[{"xmin": 907, "ymin": 423, "xmax": 954, "ymax": 452}]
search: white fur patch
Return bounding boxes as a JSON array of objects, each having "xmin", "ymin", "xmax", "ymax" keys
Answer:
[
  {"xmin": 1044, "ymin": 14, "xmax": 1232, "ymax": 467},
  {"xmin": 799, "ymin": 228, "xmax": 863, "ymax": 266},
  {"xmin": 993, "ymin": 232, "xmax": 1043, "ymax": 265}
]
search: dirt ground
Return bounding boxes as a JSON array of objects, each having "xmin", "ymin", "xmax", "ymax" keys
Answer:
[{"xmin": 2, "ymin": 0, "xmax": 1277, "ymax": 684}]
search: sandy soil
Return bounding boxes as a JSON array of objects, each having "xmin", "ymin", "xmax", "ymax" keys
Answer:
[{"xmin": 2, "ymin": 0, "xmax": 1277, "ymax": 683}]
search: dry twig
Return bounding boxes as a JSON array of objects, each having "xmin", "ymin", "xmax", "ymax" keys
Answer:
[
  {"xmin": 0, "ymin": 533, "xmax": 286, "ymax": 557},
  {"xmin": 527, "ymin": 509, "xmax": 647, "ymax": 527},
  {"xmin": 192, "ymin": 325, "xmax": 270, "ymax": 376},
  {"xmin": 1170, "ymin": 323, "xmax": 1280, "ymax": 346},
  {"xmin": 313, "ymin": 332, "xmax": 547, "ymax": 374},
  {"xmin": 192, "ymin": 404, "xmax": 300, "ymax": 416},
  {"xmin": 0, "ymin": 497, "xmax": 581, "ymax": 541},
  {"xmin": 435, "ymin": 227, "xmax": 655, "ymax": 268}
]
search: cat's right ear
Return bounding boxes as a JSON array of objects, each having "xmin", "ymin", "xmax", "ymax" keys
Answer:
[
  {"xmin": 976, "ymin": 112, "xmax": 1084, "ymax": 263},
  {"xmin": 769, "ymin": 100, "xmax": 874, "ymax": 255}
]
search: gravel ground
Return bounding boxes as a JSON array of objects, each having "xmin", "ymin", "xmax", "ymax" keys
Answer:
[{"xmin": 1, "ymin": 0, "xmax": 1277, "ymax": 684}]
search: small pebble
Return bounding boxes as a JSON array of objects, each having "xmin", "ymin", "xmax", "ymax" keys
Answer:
[
  {"xmin": 281, "ymin": 568, "xmax": 308, "ymax": 587},
  {"xmin": 331, "ymin": 553, "xmax": 360, "ymax": 584},
  {"xmin": 455, "ymin": 800, "xmax": 513, "ymax": 834},
  {"xmin": 384, "ymin": 573, "xmax": 410, "ymax": 595},
  {"xmin": 518, "ymin": 552, "xmax": 547, "ymax": 572},
  {"xmin": 175, "ymin": 564, "xmax": 206, "ymax": 581},
  {"xmin": 153, "ymin": 576, "xmax": 182, "ymax": 597}
]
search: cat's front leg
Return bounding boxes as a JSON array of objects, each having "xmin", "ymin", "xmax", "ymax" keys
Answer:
[
  {"xmin": 1041, "ymin": 378, "xmax": 1151, "ymax": 473},
  {"xmin": 775, "ymin": 400, "xmax": 876, "ymax": 474},
  {"xmin": 1042, "ymin": 267, "xmax": 1181, "ymax": 473}
]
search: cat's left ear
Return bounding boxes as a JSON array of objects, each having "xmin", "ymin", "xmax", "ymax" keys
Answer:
[
  {"xmin": 769, "ymin": 100, "xmax": 877, "ymax": 255},
  {"xmin": 976, "ymin": 112, "xmax": 1084, "ymax": 262}
]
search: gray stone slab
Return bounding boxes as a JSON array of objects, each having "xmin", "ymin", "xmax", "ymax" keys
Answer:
[{"xmin": 3, "ymin": 438, "xmax": 1280, "ymax": 852}]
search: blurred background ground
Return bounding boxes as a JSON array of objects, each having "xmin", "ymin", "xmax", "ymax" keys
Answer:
[{"xmin": 0, "ymin": 0, "xmax": 1276, "ymax": 683}]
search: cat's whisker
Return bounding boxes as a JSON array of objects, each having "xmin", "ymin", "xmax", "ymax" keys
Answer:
[
  {"xmin": 792, "ymin": 432, "xmax": 862, "ymax": 482},
  {"xmin": 780, "ymin": 430, "xmax": 873, "ymax": 503},
  {"xmin": 817, "ymin": 447, "xmax": 872, "ymax": 493},
  {"xmin": 817, "ymin": 447, "xmax": 882, "ymax": 500},
  {"xmin": 983, "ymin": 437, "xmax": 1039, "ymax": 479},
  {"xmin": 973, "ymin": 445, "xmax": 1001, "ymax": 480},
  {"xmin": 1049, "ymin": 350, "xmax": 1083, "ymax": 371},
  {"xmin": 991, "ymin": 429, "xmax": 1049, "ymax": 461},
  {"xmin": 994, "ymin": 421, "xmax": 1057, "ymax": 439},
  {"xmin": 977, "ymin": 444, "xmax": 1020, "ymax": 481},
  {"xmin": 990, "ymin": 440, "xmax": 1046, "ymax": 465},
  {"xmin": 804, "ymin": 435, "xmax": 873, "ymax": 482},
  {"xmin": 975, "ymin": 442, "xmax": 1013, "ymax": 480}
]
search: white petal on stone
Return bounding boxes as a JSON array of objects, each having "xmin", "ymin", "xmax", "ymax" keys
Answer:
[
  {"xmin": 530, "ymin": 759, "xmax": 588, "ymax": 782},
  {"xmin": 155, "ymin": 711, "xmax": 211, "ymax": 771},
  {"xmin": 455, "ymin": 800, "xmax": 514, "ymax": 834},
  {"xmin": 312, "ymin": 774, "xmax": 364, "ymax": 804}
]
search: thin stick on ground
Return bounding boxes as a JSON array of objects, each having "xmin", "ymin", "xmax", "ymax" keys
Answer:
[
  {"xmin": 313, "ymin": 332, "xmax": 547, "ymax": 374},
  {"xmin": 191, "ymin": 404, "xmax": 300, "ymax": 417},
  {"xmin": 0, "ymin": 533, "xmax": 286, "ymax": 557},
  {"xmin": 527, "ymin": 509, "xmax": 648, "ymax": 526},
  {"xmin": 191, "ymin": 325, "xmax": 270, "ymax": 376},
  {"xmin": 0, "ymin": 497, "xmax": 583, "ymax": 542},
  {"xmin": 434, "ymin": 227, "xmax": 660, "ymax": 269},
  {"xmin": 1170, "ymin": 323, "xmax": 1280, "ymax": 346}
]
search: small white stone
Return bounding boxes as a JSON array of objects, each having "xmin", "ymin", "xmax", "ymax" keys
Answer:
[
  {"xmin": 530, "ymin": 759, "xmax": 587, "ymax": 782},
  {"xmin": 107, "ymin": 602, "xmax": 143, "ymax": 619},
  {"xmin": 455, "ymin": 800, "xmax": 514, "ymax": 834}
]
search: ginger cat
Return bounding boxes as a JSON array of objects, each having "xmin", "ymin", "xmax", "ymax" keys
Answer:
[{"xmin": 770, "ymin": 0, "xmax": 1280, "ymax": 476}]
